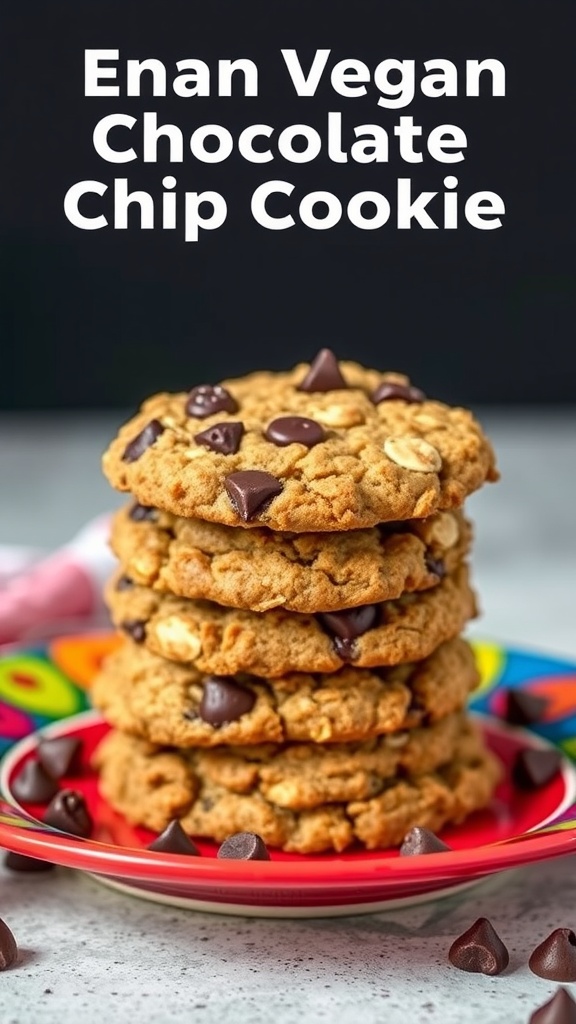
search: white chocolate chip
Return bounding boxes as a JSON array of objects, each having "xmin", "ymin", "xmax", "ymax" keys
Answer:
[
  {"xmin": 264, "ymin": 781, "xmax": 301, "ymax": 807},
  {"xmin": 154, "ymin": 616, "xmax": 202, "ymax": 661},
  {"xmin": 428, "ymin": 511, "xmax": 459, "ymax": 548},
  {"xmin": 384, "ymin": 436, "xmax": 442, "ymax": 473},
  {"xmin": 129, "ymin": 555, "xmax": 159, "ymax": 583},
  {"xmin": 310, "ymin": 721, "xmax": 334, "ymax": 742},
  {"xmin": 312, "ymin": 404, "xmax": 365, "ymax": 428}
]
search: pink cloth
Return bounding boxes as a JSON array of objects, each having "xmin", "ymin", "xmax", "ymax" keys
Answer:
[{"xmin": 0, "ymin": 515, "xmax": 115, "ymax": 646}]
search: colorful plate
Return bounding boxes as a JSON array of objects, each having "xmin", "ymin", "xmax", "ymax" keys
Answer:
[{"xmin": 0, "ymin": 634, "xmax": 575, "ymax": 917}]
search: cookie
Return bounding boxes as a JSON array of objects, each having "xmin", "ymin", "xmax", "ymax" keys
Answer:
[
  {"xmin": 94, "ymin": 712, "xmax": 467, "ymax": 813},
  {"xmin": 94, "ymin": 720, "xmax": 501, "ymax": 853},
  {"xmin": 90, "ymin": 636, "xmax": 479, "ymax": 747},
  {"xmin": 106, "ymin": 563, "xmax": 477, "ymax": 676},
  {"xmin": 169, "ymin": 712, "xmax": 469, "ymax": 811},
  {"xmin": 111, "ymin": 502, "xmax": 472, "ymax": 613},
  {"xmin": 101, "ymin": 352, "xmax": 498, "ymax": 532}
]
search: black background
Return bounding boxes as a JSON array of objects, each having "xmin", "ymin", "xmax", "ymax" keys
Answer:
[{"xmin": 0, "ymin": 0, "xmax": 574, "ymax": 410}]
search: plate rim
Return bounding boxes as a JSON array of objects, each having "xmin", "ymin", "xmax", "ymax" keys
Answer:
[{"xmin": 1, "ymin": 708, "xmax": 576, "ymax": 891}]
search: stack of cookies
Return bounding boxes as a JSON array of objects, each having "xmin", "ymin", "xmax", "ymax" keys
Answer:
[{"xmin": 92, "ymin": 350, "xmax": 500, "ymax": 854}]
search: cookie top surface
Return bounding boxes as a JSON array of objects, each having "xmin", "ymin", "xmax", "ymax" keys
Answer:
[
  {"xmin": 91, "ymin": 636, "xmax": 478, "ymax": 747},
  {"xmin": 95, "ymin": 722, "xmax": 500, "ymax": 853},
  {"xmin": 102, "ymin": 352, "xmax": 498, "ymax": 532},
  {"xmin": 106, "ymin": 563, "xmax": 477, "ymax": 677},
  {"xmin": 111, "ymin": 502, "xmax": 471, "ymax": 613}
]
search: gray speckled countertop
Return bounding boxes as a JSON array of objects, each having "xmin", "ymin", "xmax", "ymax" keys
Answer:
[
  {"xmin": 0, "ymin": 409, "xmax": 575, "ymax": 1024},
  {"xmin": 1, "ymin": 858, "xmax": 576, "ymax": 1023}
]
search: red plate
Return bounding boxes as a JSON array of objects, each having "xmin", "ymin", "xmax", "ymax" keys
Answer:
[{"xmin": 0, "ymin": 636, "xmax": 576, "ymax": 916}]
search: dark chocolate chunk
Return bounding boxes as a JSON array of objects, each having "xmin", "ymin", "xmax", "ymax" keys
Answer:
[
  {"xmin": 333, "ymin": 637, "xmax": 357, "ymax": 662},
  {"xmin": 448, "ymin": 917, "xmax": 509, "ymax": 975},
  {"xmin": 529, "ymin": 988, "xmax": 576, "ymax": 1024},
  {"xmin": 529, "ymin": 929, "xmax": 576, "ymax": 981},
  {"xmin": 318, "ymin": 605, "xmax": 379, "ymax": 640},
  {"xmin": 129, "ymin": 503, "xmax": 158, "ymax": 522},
  {"xmin": 199, "ymin": 677, "xmax": 256, "ymax": 726},
  {"xmin": 115, "ymin": 574, "xmax": 135, "ymax": 592},
  {"xmin": 371, "ymin": 381, "xmax": 426, "ymax": 404},
  {"xmin": 265, "ymin": 416, "xmax": 325, "ymax": 448},
  {"xmin": 148, "ymin": 820, "xmax": 200, "ymax": 856},
  {"xmin": 121, "ymin": 619, "xmax": 147, "ymax": 644},
  {"xmin": 225, "ymin": 470, "xmax": 283, "ymax": 521},
  {"xmin": 318, "ymin": 605, "xmax": 379, "ymax": 663},
  {"xmin": 505, "ymin": 690, "xmax": 549, "ymax": 726},
  {"xmin": 43, "ymin": 790, "xmax": 92, "ymax": 838},
  {"xmin": 297, "ymin": 349, "xmax": 348, "ymax": 392},
  {"xmin": 194, "ymin": 421, "xmax": 244, "ymax": 455},
  {"xmin": 425, "ymin": 556, "xmax": 446, "ymax": 579},
  {"xmin": 399, "ymin": 826, "xmax": 452, "ymax": 856},
  {"xmin": 122, "ymin": 419, "xmax": 165, "ymax": 463},
  {"xmin": 0, "ymin": 918, "xmax": 18, "ymax": 971},
  {"xmin": 217, "ymin": 832, "xmax": 270, "ymax": 861},
  {"xmin": 38, "ymin": 737, "xmax": 82, "ymax": 780},
  {"xmin": 513, "ymin": 748, "xmax": 562, "ymax": 790},
  {"xmin": 4, "ymin": 851, "xmax": 55, "ymax": 872},
  {"xmin": 186, "ymin": 384, "xmax": 238, "ymax": 419},
  {"xmin": 11, "ymin": 759, "xmax": 59, "ymax": 804}
]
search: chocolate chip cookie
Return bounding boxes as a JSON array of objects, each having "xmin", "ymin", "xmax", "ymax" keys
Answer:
[
  {"xmin": 110, "ymin": 502, "xmax": 471, "ymax": 613},
  {"xmin": 106, "ymin": 563, "xmax": 477, "ymax": 676},
  {"xmin": 102, "ymin": 351, "xmax": 498, "ymax": 532},
  {"xmin": 90, "ymin": 636, "xmax": 479, "ymax": 747},
  {"xmin": 94, "ymin": 718, "xmax": 501, "ymax": 853}
]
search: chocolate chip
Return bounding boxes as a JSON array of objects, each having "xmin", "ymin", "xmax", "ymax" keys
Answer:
[
  {"xmin": 371, "ymin": 381, "xmax": 426, "ymax": 404},
  {"xmin": 505, "ymin": 690, "xmax": 549, "ymax": 726},
  {"xmin": 318, "ymin": 605, "xmax": 379, "ymax": 640},
  {"xmin": 513, "ymin": 748, "xmax": 562, "ymax": 790},
  {"xmin": 186, "ymin": 384, "xmax": 238, "ymax": 419},
  {"xmin": 121, "ymin": 619, "xmax": 147, "ymax": 644},
  {"xmin": 38, "ymin": 737, "xmax": 82, "ymax": 780},
  {"xmin": 148, "ymin": 820, "xmax": 200, "ymax": 856},
  {"xmin": 333, "ymin": 637, "xmax": 358, "ymax": 662},
  {"xmin": 448, "ymin": 918, "xmax": 509, "ymax": 975},
  {"xmin": 296, "ymin": 349, "xmax": 348, "ymax": 392},
  {"xmin": 0, "ymin": 918, "xmax": 18, "ymax": 971},
  {"xmin": 217, "ymin": 832, "xmax": 270, "ymax": 861},
  {"xmin": 529, "ymin": 929, "xmax": 576, "ymax": 981},
  {"xmin": 115, "ymin": 574, "xmax": 135, "ymax": 591},
  {"xmin": 529, "ymin": 988, "xmax": 576, "ymax": 1024},
  {"xmin": 265, "ymin": 416, "xmax": 325, "ymax": 448},
  {"xmin": 318, "ymin": 606, "xmax": 379, "ymax": 663},
  {"xmin": 425, "ymin": 556, "xmax": 446, "ymax": 579},
  {"xmin": 43, "ymin": 790, "xmax": 92, "ymax": 838},
  {"xmin": 4, "ymin": 851, "xmax": 55, "ymax": 872},
  {"xmin": 122, "ymin": 419, "xmax": 165, "ymax": 463},
  {"xmin": 11, "ymin": 759, "xmax": 59, "ymax": 804},
  {"xmin": 199, "ymin": 676, "xmax": 256, "ymax": 726},
  {"xmin": 399, "ymin": 826, "xmax": 452, "ymax": 856},
  {"xmin": 128, "ymin": 503, "xmax": 158, "ymax": 522},
  {"xmin": 225, "ymin": 470, "xmax": 283, "ymax": 521},
  {"xmin": 194, "ymin": 421, "xmax": 244, "ymax": 455}
]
